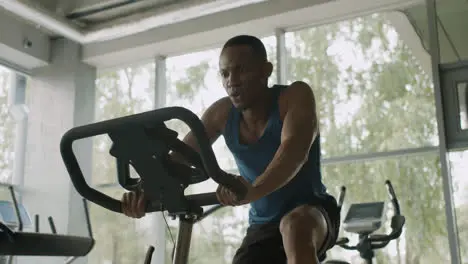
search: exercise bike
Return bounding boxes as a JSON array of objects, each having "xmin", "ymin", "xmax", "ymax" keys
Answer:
[
  {"xmin": 60, "ymin": 106, "xmax": 247, "ymax": 264},
  {"xmin": 324, "ymin": 181, "xmax": 406, "ymax": 264}
]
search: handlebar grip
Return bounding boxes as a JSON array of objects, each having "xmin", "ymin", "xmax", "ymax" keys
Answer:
[
  {"xmin": 144, "ymin": 246, "xmax": 155, "ymax": 264},
  {"xmin": 220, "ymin": 172, "xmax": 248, "ymax": 201},
  {"xmin": 60, "ymin": 129, "xmax": 123, "ymax": 213},
  {"xmin": 385, "ymin": 180, "xmax": 396, "ymax": 200},
  {"xmin": 385, "ymin": 180, "xmax": 401, "ymax": 215},
  {"xmin": 338, "ymin": 186, "xmax": 346, "ymax": 207}
]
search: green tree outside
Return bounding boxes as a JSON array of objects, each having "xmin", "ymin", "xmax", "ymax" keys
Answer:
[{"xmin": 0, "ymin": 68, "xmax": 15, "ymax": 185}]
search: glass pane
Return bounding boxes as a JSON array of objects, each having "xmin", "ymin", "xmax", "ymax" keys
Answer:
[
  {"xmin": 322, "ymin": 154, "xmax": 449, "ymax": 263},
  {"xmin": 286, "ymin": 13, "xmax": 438, "ymax": 158},
  {"xmin": 449, "ymin": 150, "xmax": 468, "ymax": 262},
  {"xmin": 0, "ymin": 65, "xmax": 16, "ymax": 184},
  {"xmin": 458, "ymin": 82, "xmax": 468, "ymax": 130},
  {"xmin": 92, "ymin": 62, "xmax": 156, "ymax": 185},
  {"xmin": 262, "ymin": 35, "xmax": 278, "ymax": 86},
  {"xmin": 89, "ymin": 62, "xmax": 156, "ymax": 264},
  {"xmin": 88, "ymin": 186, "xmax": 155, "ymax": 264},
  {"xmin": 164, "ymin": 36, "xmax": 276, "ymax": 264},
  {"xmin": 166, "ymin": 48, "xmax": 235, "ymax": 174}
]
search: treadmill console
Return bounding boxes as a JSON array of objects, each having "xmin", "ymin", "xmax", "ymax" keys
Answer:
[
  {"xmin": 0, "ymin": 201, "xmax": 32, "ymax": 229},
  {"xmin": 343, "ymin": 202, "xmax": 385, "ymax": 234}
]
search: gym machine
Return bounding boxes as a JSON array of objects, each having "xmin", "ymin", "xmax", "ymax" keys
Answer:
[
  {"xmin": 325, "ymin": 181, "xmax": 406, "ymax": 264},
  {"xmin": 60, "ymin": 106, "xmax": 247, "ymax": 264},
  {"xmin": 0, "ymin": 185, "xmax": 94, "ymax": 263}
]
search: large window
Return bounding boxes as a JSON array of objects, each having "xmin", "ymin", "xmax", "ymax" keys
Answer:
[
  {"xmin": 0, "ymin": 65, "xmax": 18, "ymax": 185},
  {"xmin": 286, "ymin": 13, "xmax": 438, "ymax": 158},
  {"xmin": 285, "ymin": 13, "xmax": 445, "ymax": 263},
  {"xmin": 89, "ymin": 62, "xmax": 156, "ymax": 264},
  {"xmin": 84, "ymin": 10, "xmax": 463, "ymax": 264},
  {"xmin": 164, "ymin": 36, "xmax": 277, "ymax": 264},
  {"xmin": 450, "ymin": 150, "xmax": 468, "ymax": 263}
]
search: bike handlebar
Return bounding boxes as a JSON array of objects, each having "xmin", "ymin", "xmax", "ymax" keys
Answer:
[{"xmin": 60, "ymin": 107, "xmax": 246, "ymax": 213}]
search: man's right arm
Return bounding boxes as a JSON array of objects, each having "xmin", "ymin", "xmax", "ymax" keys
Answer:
[{"xmin": 169, "ymin": 97, "xmax": 232, "ymax": 164}]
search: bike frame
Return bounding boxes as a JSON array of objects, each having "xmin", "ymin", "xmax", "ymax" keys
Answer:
[{"xmin": 173, "ymin": 217, "xmax": 195, "ymax": 264}]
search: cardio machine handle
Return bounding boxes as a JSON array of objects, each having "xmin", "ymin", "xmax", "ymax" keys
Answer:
[
  {"xmin": 60, "ymin": 107, "xmax": 247, "ymax": 213},
  {"xmin": 338, "ymin": 186, "xmax": 346, "ymax": 208},
  {"xmin": 385, "ymin": 180, "xmax": 400, "ymax": 215}
]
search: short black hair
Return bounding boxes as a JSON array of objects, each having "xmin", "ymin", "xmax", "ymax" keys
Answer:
[{"xmin": 222, "ymin": 35, "xmax": 267, "ymax": 61}]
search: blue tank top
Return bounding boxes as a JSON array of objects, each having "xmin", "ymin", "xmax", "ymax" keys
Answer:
[{"xmin": 223, "ymin": 85, "xmax": 328, "ymax": 225}]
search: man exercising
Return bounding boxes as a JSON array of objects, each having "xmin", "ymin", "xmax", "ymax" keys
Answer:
[{"xmin": 121, "ymin": 35, "xmax": 340, "ymax": 264}]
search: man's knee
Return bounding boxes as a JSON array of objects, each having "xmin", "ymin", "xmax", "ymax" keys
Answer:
[{"xmin": 279, "ymin": 205, "xmax": 328, "ymax": 239}]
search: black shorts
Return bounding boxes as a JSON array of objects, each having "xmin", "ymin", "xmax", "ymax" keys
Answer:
[{"xmin": 232, "ymin": 194, "xmax": 340, "ymax": 264}]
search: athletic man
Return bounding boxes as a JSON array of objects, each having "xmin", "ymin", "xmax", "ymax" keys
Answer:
[{"xmin": 121, "ymin": 35, "xmax": 340, "ymax": 264}]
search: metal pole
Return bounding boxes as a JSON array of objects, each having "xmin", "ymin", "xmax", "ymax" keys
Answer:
[
  {"xmin": 173, "ymin": 218, "xmax": 194, "ymax": 264},
  {"xmin": 275, "ymin": 28, "xmax": 287, "ymax": 85},
  {"xmin": 322, "ymin": 146, "xmax": 439, "ymax": 165},
  {"xmin": 151, "ymin": 55, "xmax": 168, "ymax": 264},
  {"xmin": 425, "ymin": 0, "xmax": 461, "ymax": 263},
  {"xmin": 155, "ymin": 56, "xmax": 167, "ymax": 108}
]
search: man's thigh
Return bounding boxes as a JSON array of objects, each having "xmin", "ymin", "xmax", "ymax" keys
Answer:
[{"xmin": 232, "ymin": 225, "xmax": 286, "ymax": 264}]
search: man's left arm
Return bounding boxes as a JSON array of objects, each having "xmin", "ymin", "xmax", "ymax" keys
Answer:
[{"xmin": 248, "ymin": 81, "xmax": 319, "ymax": 201}]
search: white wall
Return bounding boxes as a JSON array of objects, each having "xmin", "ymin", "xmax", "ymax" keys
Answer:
[{"xmin": 18, "ymin": 38, "xmax": 95, "ymax": 264}]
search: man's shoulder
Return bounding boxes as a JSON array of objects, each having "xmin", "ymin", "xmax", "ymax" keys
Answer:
[
  {"xmin": 203, "ymin": 96, "xmax": 232, "ymax": 130},
  {"xmin": 211, "ymin": 96, "xmax": 232, "ymax": 108},
  {"xmin": 209, "ymin": 96, "xmax": 232, "ymax": 116},
  {"xmin": 277, "ymin": 81, "xmax": 313, "ymax": 99},
  {"xmin": 277, "ymin": 81, "xmax": 314, "ymax": 118}
]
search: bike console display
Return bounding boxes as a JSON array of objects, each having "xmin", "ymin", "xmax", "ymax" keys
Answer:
[
  {"xmin": 343, "ymin": 202, "xmax": 385, "ymax": 234},
  {"xmin": 60, "ymin": 107, "xmax": 247, "ymax": 217}
]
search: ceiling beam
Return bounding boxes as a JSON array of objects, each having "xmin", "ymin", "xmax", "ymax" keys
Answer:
[
  {"xmin": 83, "ymin": 0, "xmax": 425, "ymax": 69},
  {"xmin": 0, "ymin": 9, "xmax": 50, "ymax": 73}
]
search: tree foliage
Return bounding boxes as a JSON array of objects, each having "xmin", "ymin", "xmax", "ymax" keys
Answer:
[
  {"xmin": 0, "ymin": 69, "xmax": 14, "ymax": 184},
  {"xmin": 88, "ymin": 64, "xmax": 155, "ymax": 264},
  {"xmin": 286, "ymin": 14, "xmax": 447, "ymax": 263}
]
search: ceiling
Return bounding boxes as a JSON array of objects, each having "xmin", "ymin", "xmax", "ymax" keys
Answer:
[
  {"xmin": 0, "ymin": 0, "xmax": 268, "ymax": 43},
  {"xmin": 1, "ymin": 0, "xmax": 466, "ymax": 71},
  {"xmin": 67, "ymin": 0, "xmax": 181, "ymax": 26},
  {"xmin": 17, "ymin": 0, "xmax": 194, "ymax": 27},
  {"xmin": 403, "ymin": 0, "xmax": 468, "ymax": 64}
]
